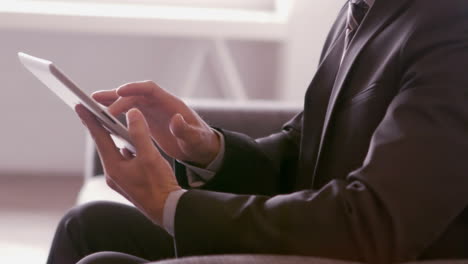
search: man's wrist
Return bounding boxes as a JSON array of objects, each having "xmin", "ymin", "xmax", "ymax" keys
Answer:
[
  {"xmin": 181, "ymin": 129, "xmax": 224, "ymax": 169},
  {"xmin": 141, "ymin": 184, "xmax": 182, "ymax": 226},
  {"xmin": 194, "ymin": 128, "xmax": 221, "ymax": 168},
  {"xmin": 205, "ymin": 129, "xmax": 225, "ymax": 171},
  {"xmin": 162, "ymin": 189, "xmax": 187, "ymax": 236},
  {"xmin": 206, "ymin": 129, "xmax": 221, "ymax": 166},
  {"xmin": 178, "ymin": 129, "xmax": 225, "ymax": 184}
]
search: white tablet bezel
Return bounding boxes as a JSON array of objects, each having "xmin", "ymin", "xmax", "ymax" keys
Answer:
[{"xmin": 18, "ymin": 52, "xmax": 136, "ymax": 153}]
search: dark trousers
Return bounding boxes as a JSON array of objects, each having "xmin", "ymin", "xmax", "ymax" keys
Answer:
[{"xmin": 46, "ymin": 201, "xmax": 175, "ymax": 264}]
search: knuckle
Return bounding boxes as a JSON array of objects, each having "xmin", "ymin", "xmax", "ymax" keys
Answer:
[
  {"xmin": 117, "ymin": 83, "xmax": 130, "ymax": 91},
  {"xmin": 143, "ymin": 80, "xmax": 157, "ymax": 87}
]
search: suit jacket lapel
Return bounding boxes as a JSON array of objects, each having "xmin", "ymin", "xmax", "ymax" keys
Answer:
[
  {"xmin": 311, "ymin": 0, "xmax": 411, "ymax": 188},
  {"xmin": 295, "ymin": 28, "xmax": 346, "ymax": 190}
]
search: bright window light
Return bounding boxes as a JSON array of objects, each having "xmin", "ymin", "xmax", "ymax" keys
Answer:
[
  {"xmin": 0, "ymin": 0, "xmax": 292, "ymax": 40},
  {"xmin": 2, "ymin": 0, "xmax": 291, "ymax": 22},
  {"xmin": 19, "ymin": 0, "xmax": 277, "ymax": 11}
]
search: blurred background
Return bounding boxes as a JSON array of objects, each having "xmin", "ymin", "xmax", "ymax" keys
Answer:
[{"xmin": 0, "ymin": 0, "xmax": 342, "ymax": 263}]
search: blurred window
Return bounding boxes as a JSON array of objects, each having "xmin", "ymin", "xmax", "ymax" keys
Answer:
[{"xmin": 28, "ymin": 0, "xmax": 277, "ymax": 11}]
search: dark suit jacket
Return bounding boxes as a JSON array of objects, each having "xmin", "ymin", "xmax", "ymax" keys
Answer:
[{"xmin": 174, "ymin": 0, "xmax": 468, "ymax": 262}]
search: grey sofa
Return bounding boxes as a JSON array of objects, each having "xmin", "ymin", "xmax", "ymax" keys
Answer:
[{"xmin": 76, "ymin": 99, "xmax": 466, "ymax": 264}]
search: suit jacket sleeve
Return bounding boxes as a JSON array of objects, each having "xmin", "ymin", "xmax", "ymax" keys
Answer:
[
  {"xmin": 173, "ymin": 6, "xmax": 468, "ymax": 263},
  {"xmin": 174, "ymin": 3, "xmax": 348, "ymax": 196},
  {"xmin": 174, "ymin": 114, "xmax": 303, "ymax": 195}
]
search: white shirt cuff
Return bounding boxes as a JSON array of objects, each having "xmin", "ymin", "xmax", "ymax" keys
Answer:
[
  {"xmin": 163, "ymin": 130, "xmax": 224, "ymax": 236},
  {"xmin": 162, "ymin": 189, "xmax": 187, "ymax": 236}
]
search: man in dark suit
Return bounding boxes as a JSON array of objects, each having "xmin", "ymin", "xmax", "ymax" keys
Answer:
[{"xmin": 47, "ymin": 0, "xmax": 468, "ymax": 263}]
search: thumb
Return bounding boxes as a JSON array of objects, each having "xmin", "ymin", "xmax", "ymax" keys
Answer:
[
  {"xmin": 127, "ymin": 108, "xmax": 157, "ymax": 156},
  {"xmin": 169, "ymin": 114, "xmax": 200, "ymax": 144}
]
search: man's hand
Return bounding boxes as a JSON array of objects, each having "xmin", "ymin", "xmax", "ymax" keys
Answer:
[
  {"xmin": 92, "ymin": 81, "xmax": 220, "ymax": 167},
  {"xmin": 76, "ymin": 104, "xmax": 181, "ymax": 225}
]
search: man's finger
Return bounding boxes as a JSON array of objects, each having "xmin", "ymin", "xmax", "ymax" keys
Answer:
[
  {"xmin": 75, "ymin": 104, "xmax": 122, "ymax": 165},
  {"xmin": 107, "ymin": 96, "xmax": 138, "ymax": 116},
  {"xmin": 169, "ymin": 114, "xmax": 201, "ymax": 144},
  {"xmin": 126, "ymin": 108, "xmax": 159, "ymax": 157},
  {"xmin": 92, "ymin": 90, "xmax": 119, "ymax": 106},
  {"xmin": 117, "ymin": 81, "xmax": 172, "ymax": 101},
  {"xmin": 94, "ymin": 100, "xmax": 118, "ymax": 107}
]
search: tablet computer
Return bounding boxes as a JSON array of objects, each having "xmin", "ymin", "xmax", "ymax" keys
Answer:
[{"xmin": 18, "ymin": 52, "xmax": 136, "ymax": 153}]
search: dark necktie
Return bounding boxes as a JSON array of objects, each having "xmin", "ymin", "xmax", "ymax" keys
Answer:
[{"xmin": 345, "ymin": 0, "xmax": 370, "ymax": 50}]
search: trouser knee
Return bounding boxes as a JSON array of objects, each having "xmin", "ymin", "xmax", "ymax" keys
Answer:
[
  {"xmin": 77, "ymin": 252, "xmax": 148, "ymax": 264},
  {"xmin": 58, "ymin": 201, "xmax": 108, "ymax": 233}
]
